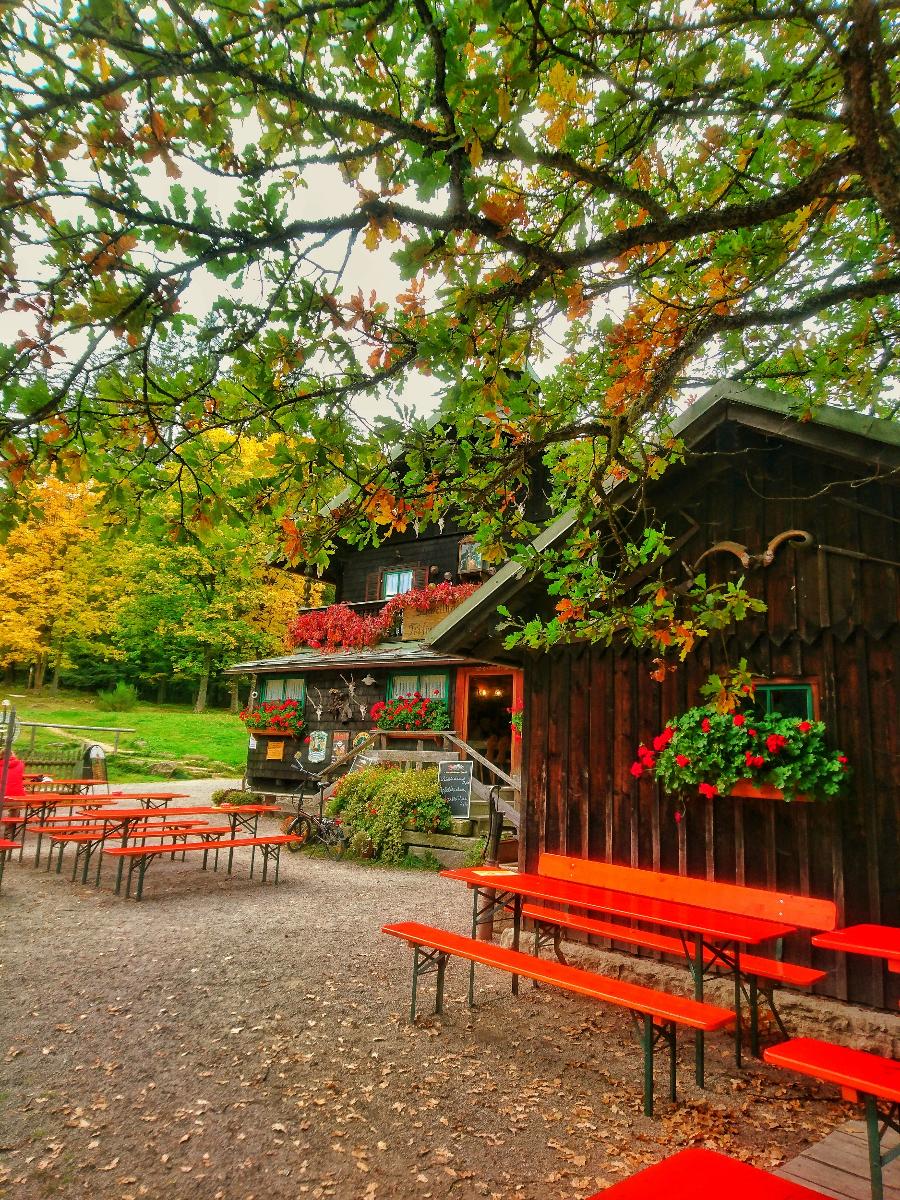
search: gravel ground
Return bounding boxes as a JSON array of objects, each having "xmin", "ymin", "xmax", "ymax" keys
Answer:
[{"xmin": 0, "ymin": 779, "xmax": 852, "ymax": 1199}]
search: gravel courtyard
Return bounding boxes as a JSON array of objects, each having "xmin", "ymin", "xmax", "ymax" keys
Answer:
[{"xmin": 0, "ymin": 781, "xmax": 857, "ymax": 1199}]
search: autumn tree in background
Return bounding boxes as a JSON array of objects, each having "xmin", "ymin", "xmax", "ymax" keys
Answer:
[
  {"xmin": 0, "ymin": 476, "xmax": 114, "ymax": 687},
  {"xmin": 2, "ymin": 0, "xmax": 898, "ymax": 662},
  {"xmin": 0, "ymin": 438, "xmax": 324, "ymax": 706}
]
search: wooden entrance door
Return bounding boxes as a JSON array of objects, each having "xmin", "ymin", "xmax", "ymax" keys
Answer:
[{"xmin": 454, "ymin": 666, "xmax": 524, "ymax": 779}]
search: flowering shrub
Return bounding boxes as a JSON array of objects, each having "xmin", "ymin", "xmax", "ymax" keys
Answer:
[
  {"xmin": 632, "ymin": 705, "xmax": 848, "ymax": 802},
  {"xmin": 239, "ymin": 698, "xmax": 306, "ymax": 737},
  {"xmin": 509, "ymin": 702, "xmax": 523, "ymax": 740},
  {"xmin": 370, "ymin": 692, "xmax": 451, "ymax": 731},
  {"xmin": 287, "ymin": 582, "xmax": 478, "ymax": 651},
  {"xmin": 328, "ymin": 764, "xmax": 453, "ymax": 862}
]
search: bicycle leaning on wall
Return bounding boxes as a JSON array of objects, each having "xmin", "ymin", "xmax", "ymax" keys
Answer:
[{"xmin": 280, "ymin": 763, "xmax": 347, "ymax": 858}]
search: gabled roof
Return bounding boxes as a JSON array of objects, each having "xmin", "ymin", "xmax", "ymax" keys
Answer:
[{"xmin": 426, "ymin": 381, "xmax": 899, "ymax": 655}]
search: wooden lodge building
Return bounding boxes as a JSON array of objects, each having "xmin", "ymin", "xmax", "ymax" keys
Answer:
[
  {"xmin": 426, "ymin": 382, "xmax": 900, "ymax": 1010},
  {"xmin": 228, "ymin": 381, "xmax": 898, "ymax": 1008},
  {"xmin": 225, "ymin": 509, "xmax": 525, "ymax": 791}
]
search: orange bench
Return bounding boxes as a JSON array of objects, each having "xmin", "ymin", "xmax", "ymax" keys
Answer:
[
  {"xmin": 527, "ymin": 854, "xmax": 835, "ymax": 1059},
  {"xmin": 103, "ymin": 834, "xmax": 302, "ymax": 899},
  {"xmin": 584, "ymin": 1146, "xmax": 832, "ymax": 1198},
  {"xmin": 764, "ymin": 1037, "xmax": 900, "ymax": 1200},
  {"xmin": 383, "ymin": 920, "xmax": 734, "ymax": 1117},
  {"xmin": 35, "ymin": 821, "xmax": 226, "ymax": 883}
]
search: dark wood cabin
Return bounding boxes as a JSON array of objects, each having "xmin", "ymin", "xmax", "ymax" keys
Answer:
[
  {"xmin": 430, "ymin": 383, "xmax": 900, "ymax": 1009},
  {"xmin": 226, "ymin": 514, "xmax": 524, "ymax": 791}
]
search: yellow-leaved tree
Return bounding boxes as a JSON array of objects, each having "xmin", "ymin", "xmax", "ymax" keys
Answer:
[{"xmin": 0, "ymin": 476, "xmax": 129, "ymax": 687}]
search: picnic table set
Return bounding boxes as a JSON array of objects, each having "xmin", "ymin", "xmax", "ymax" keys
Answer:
[
  {"xmin": 0, "ymin": 782, "xmax": 299, "ymax": 899},
  {"xmin": 383, "ymin": 853, "xmax": 900, "ymax": 1200}
]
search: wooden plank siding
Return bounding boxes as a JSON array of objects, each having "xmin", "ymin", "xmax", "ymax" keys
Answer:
[{"xmin": 519, "ymin": 443, "xmax": 899, "ymax": 1009}]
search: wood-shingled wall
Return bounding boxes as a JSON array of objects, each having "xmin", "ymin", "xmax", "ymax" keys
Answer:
[{"xmin": 520, "ymin": 443, "xmax": 899, "ymax": 1009}]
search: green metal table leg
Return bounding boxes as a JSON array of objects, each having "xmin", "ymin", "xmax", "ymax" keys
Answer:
[
  {"xmin": 468, "ymin": 889, "xmax": 479, "ymax": 1008},
  {"xmin": 694, "ymin": 933, "xmax": 705, "ymax": 1088},
  {"xmin": 511, "ymin": 894, "xmax": 522, "ymax": 996},
  {"xmin": 733, "ymin": 944, "xmax": 742, "ymax": 1068},
  {"xmin": 865, "ymin": 1094, "xmax": 884, "ymax": 1200},
  {"xmin": 749, "ymin": 975, "xmax": 760, "ymax": 1058},
  {"xmin": 411, "ymin": 947, "xmax": 421, "ymax": 1021},
  {"xmin": 436, "ymin": 955, "xmax": 447, "ymax": 1016},
  {"xmin": 642, "ymin": 1015, "xmax": 655, "ymax": 1118}
]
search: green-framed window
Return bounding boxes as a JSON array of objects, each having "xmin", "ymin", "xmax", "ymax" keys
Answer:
[
  {"xmin": 381, "ymin": 568, "xmax": 415, "ymax": 599},
  {"xmin": 262, "ymin": 676, "xmax": 305, "ymax": 703},
  {"xmin": 749, "ymin": 682, "xmax": 815, "ymax": 721},
  {"xmin": 387, "ymin": 672, "xmax": 449, "ymax": 701}
]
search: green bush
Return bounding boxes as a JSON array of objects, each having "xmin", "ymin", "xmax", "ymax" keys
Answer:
[
  {"xmin": 97, "ymin": 681, "xmax": 139, "ymax": 711},
  {"xmin": 210, "ymin": 787, "xmax": 248, "ymax": 807},
  {"xmin": 328, "ymin": 765, "xmax": 453, "ymax": 863}
]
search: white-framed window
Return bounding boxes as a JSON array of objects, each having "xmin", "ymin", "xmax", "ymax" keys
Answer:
[
  {"xmin": 381, "ymin": 568, "xmax": 415, "ymax": 599},
  {"xmin": 262, "ymin": 676, "xmax": 305, "ymax": 703},
  {"xmin": 388, "ymin": 672, "xmax": 449, "ymax": 700}
]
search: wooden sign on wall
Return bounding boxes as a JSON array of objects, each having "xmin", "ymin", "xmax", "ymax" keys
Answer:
[{"xmin": 401, "ymin": 605, "xmax": 452, "ymax": 641}]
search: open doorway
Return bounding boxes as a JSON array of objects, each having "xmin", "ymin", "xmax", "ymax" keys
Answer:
[{"xmin": 455, "ymin": 668, "xmax": 522, "ymax": 778}]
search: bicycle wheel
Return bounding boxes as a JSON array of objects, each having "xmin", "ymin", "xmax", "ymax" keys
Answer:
[
  {"xmin": 320, "ymin": 822, "xmax": 347, "ymax": 860},
  {"xmin": 282, "ymin": 813, "xmax": 313, "ymax": 851}
]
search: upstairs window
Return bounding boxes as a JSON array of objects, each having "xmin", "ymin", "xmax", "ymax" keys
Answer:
[{"xmin": 381, "ymin": 568, "xmax": 415, "ymax": 599}]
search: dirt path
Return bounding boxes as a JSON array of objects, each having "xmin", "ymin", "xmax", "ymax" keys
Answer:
[{"xmin": 1, "ymin": 781, "xmax": 849, "ymax": 1199}]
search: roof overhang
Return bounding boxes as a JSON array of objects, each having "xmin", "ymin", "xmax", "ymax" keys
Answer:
[
  {"xmin": 426, "ymin": 381, "xmax": 900, "ymax": 658},
  {"xmin": 225, "ymin": 641, "xmax": 485, "ymax": 675}
]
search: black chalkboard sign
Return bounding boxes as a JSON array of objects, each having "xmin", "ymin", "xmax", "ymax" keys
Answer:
[{"xmin": 439, "ymin": 760, "xmax": 474, "ymax": 818}]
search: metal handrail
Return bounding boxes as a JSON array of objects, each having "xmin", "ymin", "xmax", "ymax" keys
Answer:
[{"xmin": 442, "ymin": 732, "xmax": 517, "ymax": 790}]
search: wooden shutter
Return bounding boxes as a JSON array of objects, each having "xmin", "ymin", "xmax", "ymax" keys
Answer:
[
  {"xmin": 413, "ymin": 564, "xmax": 428, "ymax": 589},
  {"xmin": 365, "ymin": 570, "xmax": 381, "ymax": 601}
]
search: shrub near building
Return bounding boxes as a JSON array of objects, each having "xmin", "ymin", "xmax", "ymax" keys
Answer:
[{"xmin": 328, "ymin": 765, "xmax": 453, "ymax": 863}]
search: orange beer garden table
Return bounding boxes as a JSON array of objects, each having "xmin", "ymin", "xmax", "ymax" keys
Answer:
[
  {"xmin": 71, "ymin": 803, "xmax": 282, "ymax": 890},
  {"xmin": 441, "ymin": 863, "xmax": 799, "ymax": 1082},
  {"xmin": 1, "ymin": 794, "xmax": 120, "ymax": 864}
]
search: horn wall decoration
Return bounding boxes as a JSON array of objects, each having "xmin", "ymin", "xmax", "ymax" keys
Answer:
[{"xmin": 692, "ymin": 529, "xmax": 813, "ymax": 573}]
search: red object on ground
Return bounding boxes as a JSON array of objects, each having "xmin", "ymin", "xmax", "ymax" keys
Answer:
[{"xmin": 583, "ymin": 1147, "xmax": 831, "ymax": 1199}]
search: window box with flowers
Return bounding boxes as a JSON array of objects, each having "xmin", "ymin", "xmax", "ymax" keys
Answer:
[
  {"xmin": 287, "ymin": 583, "xmax": 479, "ymax": 652},
  {"xmin": 370, "ymin": 693, "xmax": 451, "ymax": 732},
  {"xmin": 239, "ymin": 699, "xmax": 306, "ymax": 738},
  {"xmin": 631, "ymin": 705, "xmax": 848, "ymax": 816}
]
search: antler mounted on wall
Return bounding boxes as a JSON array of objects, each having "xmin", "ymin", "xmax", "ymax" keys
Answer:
[{"xmin": 692, "ymin": 529, "xmax": 813, "ymax": 574}]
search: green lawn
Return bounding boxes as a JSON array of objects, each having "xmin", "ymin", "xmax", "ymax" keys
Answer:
[{"xmin": 5, "ymin": 690, "xmax": 247, "ymax": 782}]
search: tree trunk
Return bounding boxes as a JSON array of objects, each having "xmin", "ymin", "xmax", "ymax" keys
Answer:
[
  {"xmin": 156, "ymin": 679, "xmax": 167, "ymax": 704},
  {"xmin": 193, "ymin": 651, "xmax": 213, "ymax": 714},
  {"xmin": 51, "ymin": 658, "xmax": 61, "ymax": 692},
  {"xmin": 33, "ymin": 655, "xmax": 47, "ymax": 690},
  {"xmin": 228, "ymin": 678, "xmax": 240, "ymax": 714}
]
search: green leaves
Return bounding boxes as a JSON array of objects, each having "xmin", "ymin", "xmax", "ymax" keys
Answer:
[{"xmin": 1, "ymin": 0, "xmax": 898, "ymax": 675}]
